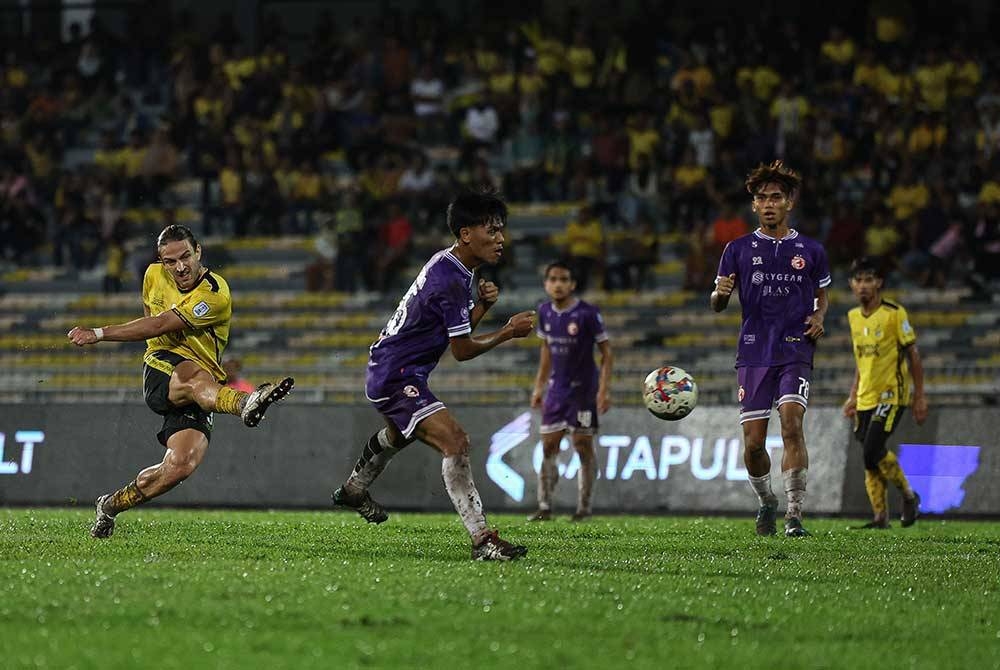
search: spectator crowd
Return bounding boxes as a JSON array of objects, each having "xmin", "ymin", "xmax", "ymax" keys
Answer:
[{"xmin": 2, "ymin": 2, "xmax": 1000, "ymax": 295}]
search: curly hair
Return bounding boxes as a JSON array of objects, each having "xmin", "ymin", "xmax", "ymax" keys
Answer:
[{"xmin": 745, "ymin": 160, "xmax": 802, "ymax": 198}]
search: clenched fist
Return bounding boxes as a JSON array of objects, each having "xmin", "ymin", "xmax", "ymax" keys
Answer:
[
  {"xmin": 507, "ymin": 310, "xmax": 536, "ymax": 338},
  {"xmin": 68, "ymin": 327, "xmax": 100, "ymax": 346},
  {"xmin": 715, "ymin": 273, "xmax": 736, "ymax": 297},
  {"xmin": 478, "ymin": 278, "xmax": 499, "ymax": 305}
]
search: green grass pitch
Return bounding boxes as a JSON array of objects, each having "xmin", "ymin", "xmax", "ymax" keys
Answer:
[{"xmin": 2, "ymin": 508, "xmax": 999, "ymax": 669}]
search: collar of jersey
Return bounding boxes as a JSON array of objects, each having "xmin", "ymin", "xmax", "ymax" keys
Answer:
[
  {"xmin": 550, "ymin": 298, "xmax": 580, "ymax": 315},
  {"xmin": 444, "ymin": 248, "xmax": 474, "ymax": 278},
  {"xmin": 754, "ymin": 228, "xmax": 799, "ymax": 241},
  {"xmin": 175, "ymin": 267, "xmax": 209, "ymax": 294}
]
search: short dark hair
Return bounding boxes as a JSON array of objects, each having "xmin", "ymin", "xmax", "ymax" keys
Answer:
[
  {"xmin": 157, "ymin": 224, "xmax": 199, "ymax": 250},
  {"xmin": 745, "ymin": 160, "xmax": 802, "ymax": 198},
  {"xmin": 446, "ymin": 189, "xmax": 508, "ymax": 238},
  {"xmin": 544, "ymin": 260, "xmax": 574, "ymax": 280},
  {"xmin": 849, "ymin": 256, "xmax": 881, "ymax": 278}
]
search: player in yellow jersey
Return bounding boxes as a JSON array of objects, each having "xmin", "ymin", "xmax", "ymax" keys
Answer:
[
  {"xmin": 842, "ymin": 257, "xmax": 926, "ymax": 529},
  {"xmin": 67, "ymin": 225, "xmax": 294, "ymax": 538}
]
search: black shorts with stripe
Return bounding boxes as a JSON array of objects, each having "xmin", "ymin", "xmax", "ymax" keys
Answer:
[
  {"xmin": 143, "ymin": 350, "xmax": 214, "ymax": 446},
  {"xmin": 853, "ymin": 404, "xmax": 906, "ymax": 469}
]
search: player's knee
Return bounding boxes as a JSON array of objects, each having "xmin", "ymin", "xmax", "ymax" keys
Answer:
[
  {"xmin": 744, "ymin": 441, "xmax": 767, "ymax": 457},
  {"xmin": 440, "ymin": 430, "xmax": 471, "ymax": 457},
  {"xmin": 780, "ymin": 418, "xmax": 803, "ymax": 442}
]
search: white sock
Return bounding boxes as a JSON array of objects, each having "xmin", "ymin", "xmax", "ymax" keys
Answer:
[
  {"xmin": 441, "ymin": 454, "xmax": 488, "ymax": 541},
  {"xmin": 576, "ymin": 442, "xmax": 596, "ymax": 514},
  {"xmin": 748, "ymin": 473, "xmax": 779, "ymax": 506},
  {"xmin": 783, "ymin": 467, "xmax": 808, "ymax": 520},
  {"xmin": 346, "ymin": 429, "xmax": 399, "ymax": 493},
  {"xmin": 538, "ymin": 452, "xmax": 558, "ymax": 510}
]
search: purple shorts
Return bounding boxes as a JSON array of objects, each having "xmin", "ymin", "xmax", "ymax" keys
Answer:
[
  {"xmin": 737, "ymin": 363, "xmax": 812, "ymax": 424},
  {"xmin": 541, "ymin": 386, "xmax": 599, "ymax": 435},
  {"xmin": 366, "ymin": 377, "xmax": 446, "ymax": 439}
]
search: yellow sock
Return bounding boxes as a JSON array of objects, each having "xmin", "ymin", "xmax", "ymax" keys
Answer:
[
  {"xmin": 216, "ymin": 386, "xmax": 249, "ymax": 416},
  {"xmin": 877, "ymin": 451, "xmax": 914, "ymax": 498},
  {"xmin": 105, "ymin": 480, "xmax": 148, "ymax": 515},
  {"xmin": 864, "ymin": 469, "xmax": 888, "ymax": 517}
]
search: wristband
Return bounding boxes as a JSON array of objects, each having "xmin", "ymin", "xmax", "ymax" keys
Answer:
[{"xmin": 93, "ymin": 327, "xmax": 104, "ymax": 341}]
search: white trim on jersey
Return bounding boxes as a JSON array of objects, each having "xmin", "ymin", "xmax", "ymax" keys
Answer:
[
  {"xmin": 444, "ymin": 248, "xmax": 473, "ymax": 278},
  {"xmin": 818, "ymin": 275, "xmax": 832, "ymax": 288},
  {"xmin": 739, "ymin": 408, "xmax": 772, "ymax": 424},
  {"xmin": 448, "ymin": 324, "xmax": 472, "ymax": 336}
]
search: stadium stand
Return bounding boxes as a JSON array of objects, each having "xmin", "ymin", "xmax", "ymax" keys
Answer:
[{"xmin": 2, "ymin": 2, "xmax": 999, "ymax": 408}]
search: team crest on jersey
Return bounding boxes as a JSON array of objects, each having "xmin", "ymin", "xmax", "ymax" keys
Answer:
[
  {"xmin": 568, "ymin": 322, "xmax": 578, "ymax": 335},
  {"xmin": 461, "ymin": 307, "xmax": 469, "ymax": 320},
  {"xmin": 192, "ymin": 301, "xmax": 210, "ymax": 317},
  {"xmin": 738, "ymin": 386, "xmax": 745, "ymax": 402},
  {"xmin": 791, "ymin": 255, "xmax": 806, "ymax": 270},
  {"xmin": 403, "ymin": 385, "xmax": 420, "ymax": 398}
]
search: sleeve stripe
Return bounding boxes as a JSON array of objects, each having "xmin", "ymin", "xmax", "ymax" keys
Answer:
[
  {"xmin": 595, "ymin": 333, "xmax": 609, "ymax": 343},
  {"xmin": 172, "ymin": 307, "xmax": 194, "ymax": 328},
  {"xmin": 818, "ymin": 275, "xmax": 832, "ymax": 288},
  {"xmin": 448, "ymin": 325, "xmax": 472, "ymax": 336}
]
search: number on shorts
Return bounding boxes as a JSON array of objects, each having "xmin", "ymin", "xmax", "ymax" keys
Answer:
[
  {"xmin": 577, "ymin": 411, "xmax": 592, "ymax": 428},
  {"xmin": 874, "ymin": 403, "xmax": 892, "ymax": 419},
  {"xmin": 798, "ymin": 377, "xmax": 810, "ymax": 400}
]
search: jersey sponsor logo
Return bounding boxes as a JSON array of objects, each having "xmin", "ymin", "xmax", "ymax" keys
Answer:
[
  {"xmin": 192, "ymin": 301, "xmax": 211, "ymax": 318},
  {"xmin": 743, "ymin": 334, "xmax": 756, "ymax": 344},
  {"xmin": 752, "ymin": 271, "xmax": 764, "ymax": 285},
  {"xmin": 403, "ymin": 385, "xmax": 420, "ymax": 398},
  {"xmin": 791, "ymin": 255, "xmax": 806, "ymax": 270},
  {"xmin": 762, "ymin": 285, "xmax": 791, "ymax": 296},
  {"xmin": 568, "ymin": 322, "xmax": 578, "ymax": 335}
]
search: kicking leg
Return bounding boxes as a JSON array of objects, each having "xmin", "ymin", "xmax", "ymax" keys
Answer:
[{"xmin": 169, "ymin": 360, "xmax": 293, "ymax": 427}]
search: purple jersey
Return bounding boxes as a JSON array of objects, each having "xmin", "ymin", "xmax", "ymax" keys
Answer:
[
  {"xmin": 367, "ymin": 248, "xmax": 475, "ymax": 394},
  {"xmin": 716, "ymin": 228, "xmax": 831, "ymax": 367},
  {"xmin": 537, "ymin": 299, "xmax": 608, "ymax": 396}
]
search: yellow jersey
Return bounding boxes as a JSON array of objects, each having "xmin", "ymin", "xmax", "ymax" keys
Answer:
[
  {"xmin": 847, "ymin": 300, "xmax": 916, "ymax": 410},
  {"xmin": 142, "ymin": 264, "xmax": 232, "ymax": 382}
]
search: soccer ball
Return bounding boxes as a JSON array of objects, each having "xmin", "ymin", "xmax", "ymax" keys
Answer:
[{"xmin": 642, "ymin": 366, "xmax": 698, "ymax": 421}]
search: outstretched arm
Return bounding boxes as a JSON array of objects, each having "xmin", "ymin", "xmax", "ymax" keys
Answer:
[
  {"xmin": 68, "ymin": 310, "xmax": 186, "ymax": 346},
  {"xmin": 450, "ymin": 310, "xmax": 535, "ymax": 362}
]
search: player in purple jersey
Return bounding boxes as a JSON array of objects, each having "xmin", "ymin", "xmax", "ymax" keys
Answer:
[
  {"xmin": 528, "ymin": 261, "xmax": 613, "ymax": 522},
  {"xmin": 711, "ymin": 161, "xmax": 830, "ymax": 537},
  {"xmin": 332, "ymin": 190, "xmax": 536, "ymax": 561}
]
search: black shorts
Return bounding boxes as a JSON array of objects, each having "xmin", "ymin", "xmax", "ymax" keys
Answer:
[
  {"xmin": 143, "ymin": 350, "xmax": 214, "ymax": 447},
  {"xmin": 853, "ymin": 403, "xmax": 906, "ymax": 442}
]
